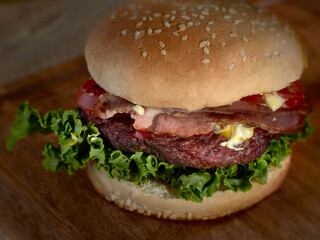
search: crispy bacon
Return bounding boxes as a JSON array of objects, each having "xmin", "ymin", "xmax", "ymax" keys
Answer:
[{"xmin": 94, "ymin": 92, "xmax": 311, "ymax": 137}]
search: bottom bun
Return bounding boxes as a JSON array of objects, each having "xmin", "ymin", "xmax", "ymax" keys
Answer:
[{"xmin": 87, "ymin": 155, "xmax": 291, "ymax": 220}]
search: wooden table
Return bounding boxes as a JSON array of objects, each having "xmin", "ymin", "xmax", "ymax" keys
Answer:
[{"xmin": 0, "ymin": 1, "xmax": 319, "ymax": 239}]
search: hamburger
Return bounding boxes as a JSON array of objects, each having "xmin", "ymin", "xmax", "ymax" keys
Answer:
[{"xmin": 7, "ymin": 0, "xmax": 312, "ymax": 220}]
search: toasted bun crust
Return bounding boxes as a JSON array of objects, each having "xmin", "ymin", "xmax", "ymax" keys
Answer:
[
  {"xmin": 87, "ymin": 155, "xmax": 291, "ymax": 220},
  {"xmin": 85, "ymin": 0, "xmax": 303, "ymax": 111}
]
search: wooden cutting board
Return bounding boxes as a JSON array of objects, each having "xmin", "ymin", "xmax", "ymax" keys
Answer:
[{"xmin": 1, "ymin": 3, "xmax": 320, "ymax": 240}]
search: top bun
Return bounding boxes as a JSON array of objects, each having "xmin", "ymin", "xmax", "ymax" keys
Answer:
[{"xmin": 85, "ymin": 0, "xmax": 303, "ymax": 111}]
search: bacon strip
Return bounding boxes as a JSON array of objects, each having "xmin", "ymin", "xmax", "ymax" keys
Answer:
[{"xmin": 95, "ymin": 92, "xmax": 311, "ymax": 137}]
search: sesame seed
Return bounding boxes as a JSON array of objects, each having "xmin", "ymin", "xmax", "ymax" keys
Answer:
[
  {"xmin": 206, "ymin": 40, "xmax": 210, "ymax": 47},
  {"xmin": 179, "ymin": 24, "xmax": 186, "ymax": 31},
  {"xmin": 230, "ymin": 32, "xmax": 237, "ymax": 37},
  {"xmin": 241, "ymin": 12, "xmax": 247, "ymax": 17},
  {"xmin": 203, "ymin": 47, "xmax": 210, "ymax": 54},
  {"xmin": 282, "ymin": 39, "xmax": 287, "ymax": 44},
  {"xmin": 145, "ymin": 10, "xmax": 151, "ymax": 14},
  {"xmin": 250, "ymin": 20, "xmax": 256, "ymax": 26},
  {"xmin": 201, "ymin": 11, "xmax": 209, "ymax": 15},
  {"xmin": 242, "ymin": 36, "xmax": 249, "ymax": 42},
  {"xmin": 199, "ymin": 41, "xmax": 206, "ymax": 48},
  {"xmin": 264, "ymin": 52, "xmax": 270, "ymax": 58},
  {"xmin": 153, "ymin": 13, "xmax": 162, "ymax": 17},
  {"xmin": 284, "ymin": 25, "xmax": 290, "ymax": 32},
  {"xmin": 221, "ymin": 41, "xmax": 226, "ymax": 47},
  {"xmin": 229, "ymin": 8, "xmax": 237, "ymax": 14},
  {"xmin": 191, "ymin": 13, "xmax": 198, "ymax": 17},
  {"xmin": 251, "ymin": 56, "xmax": 257, "ymax": 63},
  {"xmin": 170, "ymin": 15, "xmax": 176, "ymax": 21},
  {"xmin": 142, "ymin": 50, "xmax": 147, "ymax": 58},
  {"xmin": 222, "ymin": 7, "xmax": 227, "ymax": 12},
  {"xmin": 173, "ymin": 31, "xmax": 179, "ymax": 36},
  {"xmin": 120, "ymin": 11, "xmax": 128, "ymax": 17},
  {"xmin": 271, "ymin": 15, "xmax": 277, "ymax": 22},
  {"xmin": 240, "ymin": 49, "xmax": 245, "ymax": 56},
  {"xmin": 232, "ymin": 56, "xmax": 237, "ymax": 62},
  {"xmin": 161, "ymin": 49, "xmax": 167, "ymax": 55},
  {"xmin": 211, "ymin": 33, "xmax": 216, "ymax": 39},
  {"xmin": 250, "ymin": 28, "xmax": 256, "ymax": 35},
  {"xmin": 228, "ymin": 63, "xmax": 235, "ymax": 70},
  {"xmin": 148, "ymin": 16, "xmax": 153, "ymax": 21},
  {"xmin": 276, "ymin": 33, "xmax": 281, "ymax": 38},
  {"xmin": 182, "ymin": 35, "xmax": 188, "ymax": 41},
  {"xmin": 135, "ymin": 31, "xmax": 141, "ymax": 36},
  {"xmin": 129, "ymin": 16, "xmax": 137, "ymax": 20},
  {"xmin": 208, "ymin": 20, "xmax": 215, "ymax": 25},
  {"xmin": 224, "ymin": 15, "xmax": 232, "ymax": 20},
  {"xmin": 233, "ymin": 19, "xmax": 242, "ymax": 25},
  {"xmin": 202, "ymin": 58, "xmax": 210, "ymax": 64},
  {"xmin": 242, "ymin": 56, "xmax": 247, "ymax": 62},
  {"xmin": 136, "ymin": 21, "xmax": 143, "ymax": 27},
  {"xmin": 199, "ymin": 15, "xmax": 205, "ymax": 20},
  {"xmin": 164, "ymin": 14, "xmax": 171, "ymax": 18},
  {"xmin": 142, "ymin": 16, "xmax": 147, "ymax": 21},
  {"xmin": 187, "ymin": 22, "xmax": 194, "ymax": 26},
  {"xmin": 164, "ymin": 21, "xmax": 171, "ymax": 28},
  {"xmin": 154, "ymin": 29, "xmax": 162, "ymax": 33},
  {"xmin": 273, "ymin": 50, "xmax": 279, "ymax": 56},
  {"xmin": 260, "ymin": 21, "xmax": 267, "ymax": 27},
  {"xmin": 121, "ymin": 30, "xmax": 127, "ymax": 35},
  {"xmin": 147, "ymin": 28, "xmax": 153, "ymax": 34},
  {"xmin": 195, "ymin": 22, "xmax": 201, "ymax": 26},
  {"xmin": 205, "ymin": 26, "xmax": 211, "ymax": 32},
  {"xmin": 159, "ymin": 41, "xmax": 165, "ymax": 48},
  {"xmin": 182, "ymin": 15, "xmax": 190, "ymax": 20}
]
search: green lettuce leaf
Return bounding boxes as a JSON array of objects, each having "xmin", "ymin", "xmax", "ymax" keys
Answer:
[
  {"xmin": 6, "ymin": 102, "xmax": 313, "ymax": 202},
  {"xmin": 6, "ymin": 102, "xmax": 43, "ymax": 151}
]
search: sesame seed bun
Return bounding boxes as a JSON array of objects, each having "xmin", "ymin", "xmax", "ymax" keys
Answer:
[
  {"xmin": 85, "ymin": 0, "xmax": 303, "ymax": 111},
  {"xmin": 87, "ymin": 155, "xmax": 291, "ymax": 220}
]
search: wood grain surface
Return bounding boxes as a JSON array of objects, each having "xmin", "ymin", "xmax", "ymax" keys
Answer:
[{"xmin": 1, "ymin": 2, "xmax": 320, "ymax": 240}]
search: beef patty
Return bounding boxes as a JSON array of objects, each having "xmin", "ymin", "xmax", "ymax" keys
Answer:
[{"xmin": 80, "ymin": 109, "xmax": 278, "ymax": 169}]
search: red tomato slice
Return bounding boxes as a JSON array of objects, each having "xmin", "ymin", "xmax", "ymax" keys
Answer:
[
  {"xmin": 241, "ymin": 94, "xmax": 264, "ymax": 105},
  {"xmin": 241, "ymin": 81, "xmax": 304, "ymax": 109},
  {"xmin": 76, "ymin": 78, "xmax": 106, "ymax": 111},
  {"xmin": 278, "ymin": 81, "xmax": 304, "ymax": 109}
]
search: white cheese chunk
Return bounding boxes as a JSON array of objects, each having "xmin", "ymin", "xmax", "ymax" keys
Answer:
[
  {"xmin": 133, "ymin": 105, "xmax": 145, "ymax": 115},
  {"xmin": 218, "ymin": 124, "xmax": 255, "ymax": 151},
  {"xmin": 264, "ymin": 92, "xmax": 285, "ymax": 112}
]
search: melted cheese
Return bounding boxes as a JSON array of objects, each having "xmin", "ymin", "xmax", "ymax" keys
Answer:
[
  {"xmin": 216, "ymin": 124, "xmax": 255, "ymax": 151},
  {"xmin": 133, "ymin": 105, "xmax": 145, "ymax": 115},
  {"xmin": 264, "ymin": 92, "xmax": 285, "ymax": 112},
  {"xmin": 144, "ymin": 107, "xmax": 164, "ymax": 118}
]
